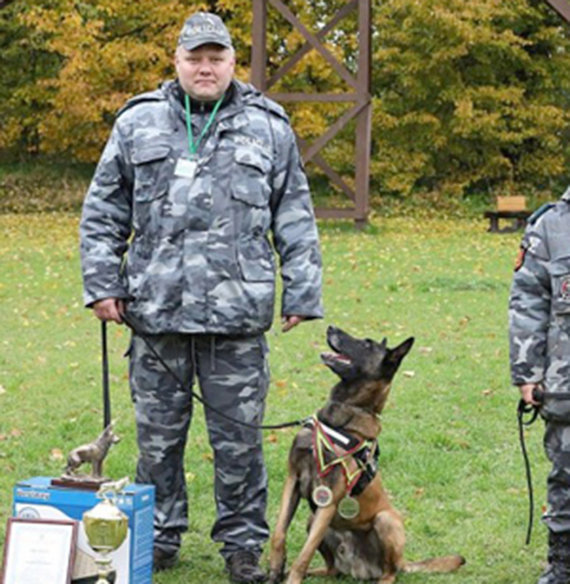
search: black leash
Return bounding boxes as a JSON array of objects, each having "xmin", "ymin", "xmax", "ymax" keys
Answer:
[
  {"xmin": 518, "ymin": 397, "xmax": 539, "ymax": 545},
  {"xmin": 116, "ymin": 313, "xmax": 308, "ymax": 431},
  {"xmin": 518, "ymin": 387, "xmax": 570, "ymax": 544},
  {"xmin": 101, "ymin": 321, "xmax": 111, "ymax": 430}
]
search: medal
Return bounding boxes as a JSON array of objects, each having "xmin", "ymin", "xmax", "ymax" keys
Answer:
[
  {"xmin": 338, "ymin": 496, "xmax": 360, "ymax": 519},
  {"xmin": 312, "ymin": 485, "xmax": 333, "ymax": 508}
]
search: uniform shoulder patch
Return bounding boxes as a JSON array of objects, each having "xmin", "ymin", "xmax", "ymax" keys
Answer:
[
  {"xmin": 514, "ymin": 244, "xmax": 527, "ymax": 272},
  {"xmin": 116, "ymin": 90, "xmax": 166, "ymax": 118},
  {"xmin": 527, "ymin": 203, "xmax": 555, "ymax": 225}
]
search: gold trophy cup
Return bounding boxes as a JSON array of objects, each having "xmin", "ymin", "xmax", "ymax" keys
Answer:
[{"xmin": 83, "ymin": 478, "xmax": 129, "ymax": 584}]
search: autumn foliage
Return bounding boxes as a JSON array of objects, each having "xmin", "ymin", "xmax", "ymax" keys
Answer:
[{"xmin": 2, "ymin": 0, "xmax": 570, "ymax": 201}]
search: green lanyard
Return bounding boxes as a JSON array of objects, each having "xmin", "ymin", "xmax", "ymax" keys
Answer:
[{"xmin": 184, "ymin": 93, "xmax": 224, "ymax": 158}]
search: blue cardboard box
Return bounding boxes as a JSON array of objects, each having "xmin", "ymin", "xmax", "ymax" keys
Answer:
[{"xmin": 13, "ymin": 477, "xmax": 154, "ymax": 584}]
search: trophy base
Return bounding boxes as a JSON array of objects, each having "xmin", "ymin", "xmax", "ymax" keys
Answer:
[
  {"xmin": 72, "ymin": 572, "xmax": 116, "ymax": 584},
  {"xmin": 51, "ymin": 475, "xmax": 111, "ymax": 491}
]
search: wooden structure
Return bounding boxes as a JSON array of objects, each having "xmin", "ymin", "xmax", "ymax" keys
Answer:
[
  {"xmin": 544, "ymin": 0, "xmax": 570, "ymax": 21},
  {"xmin": 484, "ymin": 196, "xmax": 530, "ymax": 233},
  {"xmin": 251, "ymin": 0, "xmax": 372, "ymax": 226}
]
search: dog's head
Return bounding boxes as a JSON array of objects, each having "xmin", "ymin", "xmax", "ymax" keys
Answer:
[
  {"xmin": 321, "ymin": 325, "xmax": 414, "ymax": 413},
  {"xmin": 103, "ymin": 422, "xmax": 121, "ymax": 445}
]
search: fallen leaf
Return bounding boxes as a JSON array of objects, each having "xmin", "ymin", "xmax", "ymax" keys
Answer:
[
  {"xmin": 403, "ymin": 371, "xmax": 415, "ymax": 378},
  {"xmin": 50, "ymin": 448, "xmax": 64, "ymax": 461}
]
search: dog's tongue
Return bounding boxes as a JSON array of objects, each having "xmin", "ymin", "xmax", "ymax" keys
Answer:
[{"xmin": 321, "ymin": 351, "xmax": 351, "ymax": 363}]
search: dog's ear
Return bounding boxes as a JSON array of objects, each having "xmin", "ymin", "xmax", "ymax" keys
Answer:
[{"xmin": 388, "ymin": 337, "xmax": 415, "ymax": 366}]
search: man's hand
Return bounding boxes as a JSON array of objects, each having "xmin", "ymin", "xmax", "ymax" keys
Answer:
[
  {"xmin": 519, "ymin": 383, "xmax": 542, "ymax": 406},
  {"xmin": 92, "ymin": 298, "xmax": 125, "ymax": 324},
  {"xmin": 281, "ymin": 315, "xmax": 305, "ymax": 332}
]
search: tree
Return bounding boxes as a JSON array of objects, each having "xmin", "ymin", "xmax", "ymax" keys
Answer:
[
  {"xmin": 372, "ymin": 0, "xmax": 570, "ymax": 199},
  {"xmin": 0, "ymin": 1, "xmax": 61, "ymax": 156},
  {"xmin": 3, "ymin": 0, "xmax": 570, "ymax": 202}
]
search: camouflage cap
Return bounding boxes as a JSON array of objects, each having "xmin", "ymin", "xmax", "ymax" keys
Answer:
[{"xmin": 178, "ymin": 12, "xmax": 233, "ymax": 51}]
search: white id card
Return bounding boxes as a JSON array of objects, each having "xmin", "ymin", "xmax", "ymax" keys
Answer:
[{"xmin": 174, "ymin": 158, "xmax": 198, "ymax": 181}]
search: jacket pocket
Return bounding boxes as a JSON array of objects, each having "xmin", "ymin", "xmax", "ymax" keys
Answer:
[
  {"xmin": 237, "ymin": 232, "xmax": 275, "ymax": 282},
  {"xmin": 132, "ymin": 144, "xmax": 172, "ymax": 202},
  {"xmin": 231, "ymin": 146, "xmax": 271, "ymax": 207},
  {"xmin": 551, "ymin": 257, "xmax": 570, "ymax": 314}
]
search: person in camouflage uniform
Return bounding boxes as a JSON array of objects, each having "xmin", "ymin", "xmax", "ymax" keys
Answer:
[
  {"xmin": 80, "ymin": 12, "xmax": 323, "ymax": 583},
  {"xmin": 509, "ymin": 188, "xmax": 570, "ymax": 584}
]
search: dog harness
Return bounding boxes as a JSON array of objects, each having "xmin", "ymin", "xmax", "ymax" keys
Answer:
[{"xmin": 305, "ymin": 415, "xmax": 379, "ymax": 496}]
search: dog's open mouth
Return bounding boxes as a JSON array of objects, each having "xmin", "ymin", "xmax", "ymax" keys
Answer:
[{"xmin": 320, "ymin": 351, "xmax": 352, "ymax": 366}]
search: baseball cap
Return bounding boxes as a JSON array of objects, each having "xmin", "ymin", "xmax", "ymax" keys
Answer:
[{"xmin": 178, "ymin": 12, "xmax": 233, "ymax": 51}]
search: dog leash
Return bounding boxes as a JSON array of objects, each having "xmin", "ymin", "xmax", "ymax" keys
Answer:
[
  {"xmin": 114, "ymin": 313, "xmax": 309, "ymax": 431},
  {"xmin": 518, "ymin": 396, "xmax": 538, "ymax": 545},
  {"xmin": 518, "ymin": 387, "xmax": 570, "ymax": 544},
  {"xmin": 101, "ymin": 321, "xmax": 111, "ymax": 430}
]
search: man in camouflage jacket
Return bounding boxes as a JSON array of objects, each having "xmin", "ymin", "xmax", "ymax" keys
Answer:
[
  {"xmin": 509, "ymin": 189, "xmax": 570, "ymax": 584},
  {"xmin": 80, "ymin": 12, "xmax": 323, "ymax": 583}
]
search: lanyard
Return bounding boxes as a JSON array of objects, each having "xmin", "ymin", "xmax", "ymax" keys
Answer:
[{"xmin": 184, "ymin": 93, "xmax": 224, "ymax": 157}]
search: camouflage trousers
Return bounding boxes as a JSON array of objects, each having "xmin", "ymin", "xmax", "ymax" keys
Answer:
[
  {"xmin": 543, "ymin": 421, "xmax": 570, "ymax": 533},
  {"xmin": 128, "ymin": 331, "xmax": 270, "ymax": 558}
]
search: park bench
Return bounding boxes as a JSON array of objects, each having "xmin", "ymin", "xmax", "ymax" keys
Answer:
[{"xmin": 484, "ymin": 196, "xmax": 530, "ymax": 233}]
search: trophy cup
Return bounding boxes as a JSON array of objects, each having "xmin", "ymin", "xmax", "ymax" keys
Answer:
[{"xmin": 82, "ymin": 477, "xmax": 129, "ymax": 584}]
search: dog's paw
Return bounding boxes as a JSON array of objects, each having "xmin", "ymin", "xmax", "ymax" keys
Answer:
[{"xmin": 268, "ymin": 566, "xmax": 286, "ymax": 584}]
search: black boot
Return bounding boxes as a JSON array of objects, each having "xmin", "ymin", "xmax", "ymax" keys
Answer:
[
  {"xmin": 153, "ymin": 547, "xmax": 179, "ymax": 572},
  {"xmin": 226, "ymin": 550, "xmax": 267, "ymax": 583},
  {"xmin": 538, "ymin": 531, "xmax": 570, "ymax": 584}
]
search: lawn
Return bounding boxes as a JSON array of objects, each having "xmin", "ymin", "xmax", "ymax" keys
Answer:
[{"xmin": 0, "ymin": 213, "xmax": 549, "ymax": 583}]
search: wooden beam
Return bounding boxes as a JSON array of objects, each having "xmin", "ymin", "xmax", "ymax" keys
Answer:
[
  {"xmin": 266, "ymin": 92, "xmax": 358, "ymax": 103},
  {"xmin": 268, "ymin": 0, "xmax": 358, "ymax": 90},
  {"xmin": 267, "ymin": 0, "xmax": 359, "ymax": 89},
  {"xmin": 302, "ymin": 100, "xmax": 368, "ymax": 163},
  {"xmin": 544, "ymin": 0, "xmax": 570, "ymax": 23},
  {"xmin": 298, "ymin": 138, "xmax": 356, "ymax": 202},
  {"xmin": 251, "ymin": 0, "xmax": 268, "ymax": 90}
]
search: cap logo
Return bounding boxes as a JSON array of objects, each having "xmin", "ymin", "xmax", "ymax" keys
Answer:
[{"xmin": 181, "ymin": 24, "xmax": 222, "ymax": 39}]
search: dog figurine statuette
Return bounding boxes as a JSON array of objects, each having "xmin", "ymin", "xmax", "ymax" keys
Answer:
[
  {"xmin": 269, "ymin": 325, "xmax": 465, "ymax": 584},
  {"xmin": 61, "ymin": 422, "xmax": 120, "ymax": 484}
]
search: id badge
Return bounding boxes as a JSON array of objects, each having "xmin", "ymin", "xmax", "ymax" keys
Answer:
[{"xmin": 174, "ymin": 158, "xmax": 198, "ymax": 181}]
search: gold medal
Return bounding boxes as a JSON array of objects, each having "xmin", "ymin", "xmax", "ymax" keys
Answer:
[
  {"xmin": 338, "ymin": 496, "xmax": 360, "ymax": 519},
  {"xmin": 312, "ymin": 485, "xmax": 333, "ymax": 508}
]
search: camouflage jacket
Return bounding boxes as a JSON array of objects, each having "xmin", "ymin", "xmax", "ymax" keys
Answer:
[
  {"xmin": 509, "ymin": 189, "xmax": 570, "ymax": 421},
  {"xmin": 80, "ymin": 80, "xmax": 323, "ymax": 334}
]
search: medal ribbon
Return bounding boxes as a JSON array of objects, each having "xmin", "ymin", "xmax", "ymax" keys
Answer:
[
  {"xmin": 184, "ymin": 93, "xmax": 225, "ymax": 157},
  {"xmin": 311, "ymin": 415, "xmax": 373, "ymax": 493}
]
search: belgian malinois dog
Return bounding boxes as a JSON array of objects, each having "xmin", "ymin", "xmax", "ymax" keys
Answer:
[{"xmin": 269, "ymin": 326, "xmax": 465, "ymax": 584}]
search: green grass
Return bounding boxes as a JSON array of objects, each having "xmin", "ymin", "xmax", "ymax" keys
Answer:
[{"xmin": 0, "ymin": 213, "xmax": 551, "ymax": 583}]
